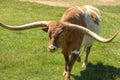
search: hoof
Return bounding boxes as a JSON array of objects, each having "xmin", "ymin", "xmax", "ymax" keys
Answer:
[
  {"xmin": 82, "ymin": 62, "xmax": 88, "ymax": 68},
  {"xmin": 65, "ymin": 78, "xmax": 70, "ymax": 80},
  {"xmin": 65, "ymin": 73, "xmax": 70, "ymax": 80},
  {"xmin": 63, "ymin": 71, "xmax": 67, "ymax": 76}
]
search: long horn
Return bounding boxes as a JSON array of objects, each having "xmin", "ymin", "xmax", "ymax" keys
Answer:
[
  {"xmin": 66, "ymin": 23, "xmax": 119, "ymax": 43},
  {"xmin": 0, "ymin": 21, "xmax": 50, "ymax": 31}
]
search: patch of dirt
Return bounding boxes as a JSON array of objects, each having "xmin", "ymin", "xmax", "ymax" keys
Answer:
[
  {"xmin": 98, "ymin": 0, "xmax": 120, "ymax": 5},
  {"xmin": 20, "ymin": 0, "xmax": 71, "ymax": 7},
  {"xmin": 20, "ymin": 0, "xmax": 120, "ymax": 7}
]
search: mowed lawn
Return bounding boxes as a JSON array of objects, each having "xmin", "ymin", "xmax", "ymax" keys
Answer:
[{"xmin": 0, "ymin": 0, "xmax": 120, "ymax": 80}]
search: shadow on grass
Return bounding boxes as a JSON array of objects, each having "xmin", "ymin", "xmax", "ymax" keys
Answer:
[{"xmin": 71, "ymin": 62, "xmax": 120, "ymax": 80}]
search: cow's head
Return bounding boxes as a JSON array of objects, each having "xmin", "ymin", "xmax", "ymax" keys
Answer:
[{"xmin": 42, "ymin": 21, "xmax": 66, "ymax": 52}]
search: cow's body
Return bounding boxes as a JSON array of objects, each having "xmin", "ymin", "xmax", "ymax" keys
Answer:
[
  {"xmin": 61, "ymin": 5, "xmax": 101, "ymax": 49},
  {"xmin": 57, "ymin": 5, "xmax": 101, "ymax": 79}
]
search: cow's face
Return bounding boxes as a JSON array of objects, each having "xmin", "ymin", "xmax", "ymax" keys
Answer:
[{"xmin": 42, "ymin": 21, "xmax": 65, "ymax": 52}]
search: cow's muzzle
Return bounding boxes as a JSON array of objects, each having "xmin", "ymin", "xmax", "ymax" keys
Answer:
[{"xmin": 48, "ymin": 45, "xmax": 57, "ymax": 52}]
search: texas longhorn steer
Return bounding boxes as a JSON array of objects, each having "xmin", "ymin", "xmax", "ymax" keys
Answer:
[{"xmin": 0, "ymin": 5, "xmax": 119, "ymax": 80}]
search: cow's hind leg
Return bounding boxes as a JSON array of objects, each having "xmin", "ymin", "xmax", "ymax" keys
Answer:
[
  {"xmin": 77, "ymin": 46, "xmax": 86, "ymax": 62},
  {"xmin": 82, "ymin": 46, "xmax": 92, "ymax": 67}
]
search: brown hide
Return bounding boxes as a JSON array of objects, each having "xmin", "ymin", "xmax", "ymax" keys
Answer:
[
  {"xmin": 61, "ymin": 6, "xmax": 87, "ymax": 27},
  {"xmin": 60, "ymin": 7, "xmax": 86, "ymax": 55},
  {"xmin": 89, "ymin": 11, "xmax": 100, "ymax": 25},
  {"xmin": 60, "ymin": 28, "xmax": 84, "ymax": 55}
]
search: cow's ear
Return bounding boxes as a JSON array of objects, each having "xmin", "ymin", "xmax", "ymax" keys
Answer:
[{"xmin": 42, "ymin": 28, "xmax": 48, "ymax": 32}]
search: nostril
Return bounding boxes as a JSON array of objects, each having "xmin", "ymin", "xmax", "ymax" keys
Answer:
[
  {"xmin": 51, "ymin": 46, "xmax": 56, "ymax": 50},
  {"xmin": 52, "ymin": 47, "xmax": 56, "ymax": 50},
  {"xmin": 48, "ymin": 45, "xmax": 57, "ymax": 51}
]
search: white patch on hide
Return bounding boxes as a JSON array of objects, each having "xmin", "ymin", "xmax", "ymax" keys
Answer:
[{"xmin": 72, "ymin": 50, "xmax": 80, "ymax": 55}]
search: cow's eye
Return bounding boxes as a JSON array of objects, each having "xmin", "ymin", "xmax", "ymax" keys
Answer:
[{"xmin": 49, "ymin": 32, "xmax": 52, "ymax": 39}]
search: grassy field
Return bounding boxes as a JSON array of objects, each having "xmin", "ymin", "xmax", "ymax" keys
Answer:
[{"xmin": 0, "ymin": 0, "xmax": 120, "ymax": 80}]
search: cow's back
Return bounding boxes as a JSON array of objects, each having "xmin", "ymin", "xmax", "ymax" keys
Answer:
[{"xmin": 61, "ymin": 5, "xmax": 101, "ymax": 47}]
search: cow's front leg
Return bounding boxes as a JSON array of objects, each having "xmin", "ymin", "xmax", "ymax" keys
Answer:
[
  {"xmin": 65, "ymin": 50, "xmax": 79, "ymax": 80},
  {"xmin": 63, "ymin": 54, "xmax": 69, "ymax": 76}
]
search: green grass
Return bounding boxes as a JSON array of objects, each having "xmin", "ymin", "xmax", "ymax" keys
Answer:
[{"xmin": 0, "ymin": 0, "xmax": 120, "ymax": 80}]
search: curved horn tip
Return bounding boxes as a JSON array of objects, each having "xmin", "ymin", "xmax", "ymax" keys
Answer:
[
  {"xmin": 113, "ymin": 31, "xmax": 120, "ymax": 38},
  {"xmin": 115, "ymin": 31, "xmax": 120, "ymax": 35},
  {"xmin": 106, "ymin": 31, "xmax": 120, "ymax": 43}
]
